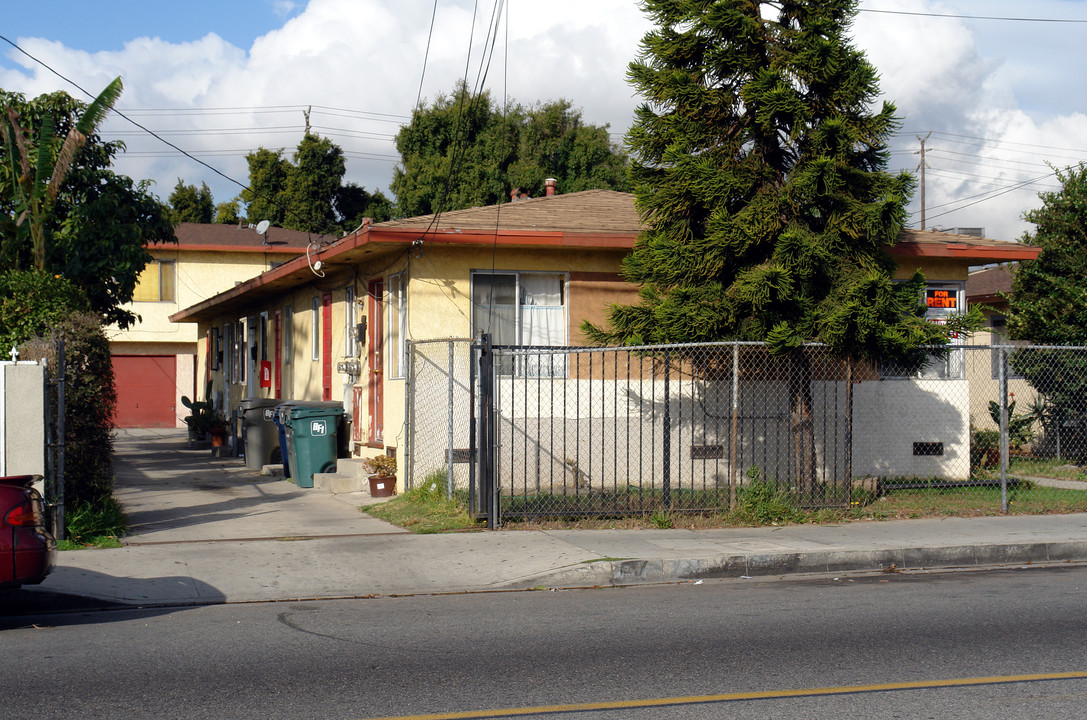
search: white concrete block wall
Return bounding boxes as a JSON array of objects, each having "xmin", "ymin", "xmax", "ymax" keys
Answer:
[
  {"xmin": 852, "ymin": 378, "xmax": 971, "ymax": 480},
  {"xmin": 1, "ymin": 361, "xmax": 46, "ymax": 478}
]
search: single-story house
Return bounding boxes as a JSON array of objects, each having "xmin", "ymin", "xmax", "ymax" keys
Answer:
[{"xmin": 170, "ymin": 189, "xmax": 1041, "ymax": 486}]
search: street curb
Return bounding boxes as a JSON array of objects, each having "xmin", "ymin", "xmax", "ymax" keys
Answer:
[{"xmin": 509, "ymin": 541, "xmax": 1087, "ymax": 589}]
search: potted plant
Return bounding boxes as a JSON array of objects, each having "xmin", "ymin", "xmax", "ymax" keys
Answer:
[
  {"xmin": 361, "ymin": 454, "xmax": 397, "ymax": 497},
  {"xmin": 182, "ymin": 381, "xmax": 227, "ymax": 446}
]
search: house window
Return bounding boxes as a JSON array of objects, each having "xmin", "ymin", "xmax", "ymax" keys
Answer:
[
  {"xmin": 471, "ymin": 271, "xmax": 567, "ymax": 376},
  {"xmin": 132, "ymin": 260, "xmax": 176, "ymax": 302},
  {"xmin": 311, "ymin": 296, "xmax": 320, "ymax": 361},
  {"xmin": 389, "ymin": 272, "xmax": 407, "ymax": 379},
  {"xmin": 209, "ymin": 327, "xmax": 221, "ymax": 371},
  {"xmin": 345, "ymin": 287, "xmax": 358, "ymax": 358},
  {"xmin": 234, "ymin": 320, "xmax": 246, "ymax": 384},
  {"xmin": 989, "ymin": 314, "xmax": 1024, "ymax": 380},
  {"xmin": 224, "ymin": 322, "xmax": 234, "ymax": 383},
  {"xmin": 284, "ymin": 305, "xmax": 293, "ymax": 365}
]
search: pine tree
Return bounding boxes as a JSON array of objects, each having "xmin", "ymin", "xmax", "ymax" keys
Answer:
[{"xmin": 587, "ymin": 0, "xmax": 964, "ymax": 496}]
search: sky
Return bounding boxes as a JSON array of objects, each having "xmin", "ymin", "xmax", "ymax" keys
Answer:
[{"xmin": 4, "ymin": 0, "xmax": 1087, "ymax": 242}]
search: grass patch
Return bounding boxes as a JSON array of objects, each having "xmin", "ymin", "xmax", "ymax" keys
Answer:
[
  {"xmin": 59, "ymin": 497, "xmax": 127, "ymax": 549},
  {"xmin": 362, "ymin": 470, "xmax": 484, "ymax": 533},
  {"xmin": 873, "ymin": 483, "xmax": 1087, "ymax": 517},
  {"xmin": 1008, "ymin": 457, "xmax": 1087, "ymax": 482},
  {"xmin": 365, "ymin": 464, "xmax": 1087, "ymax": 533}
]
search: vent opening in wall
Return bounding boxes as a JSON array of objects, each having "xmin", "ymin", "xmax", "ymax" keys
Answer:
[
  {"xmin": 690, "ymin": 444, "xmax": 725, "ymax": 460},
  {"xmin": 913, "ymin": 442, "xmax": 944, "ymax": 456}
]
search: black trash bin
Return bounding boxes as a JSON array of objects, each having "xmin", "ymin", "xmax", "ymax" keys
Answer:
[{"xmin": 238, "ymin": 397, "xmax": 281, "ymax": 471}]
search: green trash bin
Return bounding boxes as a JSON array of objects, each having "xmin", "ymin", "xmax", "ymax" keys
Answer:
[{"xmin": 284, "ymin": 403, "xmax": 342, "ymax": 488}]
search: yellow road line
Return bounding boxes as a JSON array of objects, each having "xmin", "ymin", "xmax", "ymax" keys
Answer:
[{"xmin": 361, "ymin": 671, "xmax": 1087, "ymax": 720}]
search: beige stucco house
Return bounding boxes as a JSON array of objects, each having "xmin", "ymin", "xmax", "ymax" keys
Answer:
[
  {"xmin": 109, "ymin": 222, "xmax": 311, "ymax": 427},
  {"xmin": 169, "ymin": 190, "xmax": 1041, "ymax": 487}
]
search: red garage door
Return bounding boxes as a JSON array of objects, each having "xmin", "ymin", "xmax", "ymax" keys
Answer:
[{"xmin": 112, "ymin": 355, "xmax": 177, "ymax": 428}]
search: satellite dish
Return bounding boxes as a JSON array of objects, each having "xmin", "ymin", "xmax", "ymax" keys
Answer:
[{"xmin": 254, "ymin": 220, "xmax": 271, "ymax": 235}]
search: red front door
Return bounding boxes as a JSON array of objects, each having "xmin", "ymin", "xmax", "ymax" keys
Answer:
[
  {"xmin": 367, "ymin": 279, "xmax": 384, "ymax": 445},
  {"xmin": 274, "ymin": 309, "xmax": 282, "ymax": 397}
]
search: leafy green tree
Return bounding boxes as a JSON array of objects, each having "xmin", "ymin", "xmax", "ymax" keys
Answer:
[
  {"xmin": 1, "ymin": 78, "xmax": 122, "ymax": 269},
  {"xmin": 241, "ymin": 133, "xmax": 391, "ymax": 233},
  {"xmin": 0, "ymin": 269, "xmax": 89, "ymax": 350},
  {"xmin": 0, "ymin": 87, "xmax": 175, "ymax": 329},
  {"xmin": 586, "ymin": 0, "xmax": 968, "ymax": 497},
  {"xmin": 214, "ymin": 199, "xmax": 241, "ymax": 224},
  {"xmin": 240, "ymin": 147, "xmax": 289, "ymax": 227},
  {"xmin": 168, "ymin": 179, "xmax": 214, "ymax": 224},
  {"xmin": 1005, "ymin": 165, "xmax": 1087, "ymax": 460},
  {"xmin": 336, "ymin": 182, "xmax": 392, "ymax": 227},
  {"xmin": 391, "ymin": 84, "xmax": 629, "ymax": 217}
]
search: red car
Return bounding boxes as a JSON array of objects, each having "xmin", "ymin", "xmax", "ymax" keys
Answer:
[{"xmin": 1, "ymin": 475, "xmax": 56, "ymax": 589}]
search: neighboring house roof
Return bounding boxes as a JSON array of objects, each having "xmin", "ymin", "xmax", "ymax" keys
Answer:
[
  {"xmin": 171, "ymin": 191, "xmax": 1040, "ymax": 323},
  {"xmin": 171, "ymin": 222, "xmax": 312, "ymax": 254},
  {"xmin": 966, "ymin": 264, "xmax": 1016, "ymax": 307},
  {"xmin": 894, "ymin": 230, "xmax": 1038, "ymax": 263}
]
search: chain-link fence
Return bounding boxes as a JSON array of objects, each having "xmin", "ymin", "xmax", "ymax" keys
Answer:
[
  {"xmin": 407, "ymin": 339, "xmax": 1087, "ymax": 522},
  {"xmin": 405, "ymin": 339, "xmax": 474, "ymax": 500}
]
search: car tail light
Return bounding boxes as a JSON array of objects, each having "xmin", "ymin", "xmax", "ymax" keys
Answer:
[{"xmin": 5, "ymin": 501, "xmax": 41, "ymax": 528}]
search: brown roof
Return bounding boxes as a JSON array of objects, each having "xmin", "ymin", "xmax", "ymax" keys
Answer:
[
  {"xmin": 171, "ymin": 191, "xmax": 1039, "ymax": 323},
  {"xmin": 966, "ymin": 264, "xmax": 1016, "ymax": 303},
  {"xmin": 171, "ymin": 222, "xmax": 314, "ymax": 252},
  {"xmin": 376, "ymin": 189, "xmax": 642, "ymax": 234}
]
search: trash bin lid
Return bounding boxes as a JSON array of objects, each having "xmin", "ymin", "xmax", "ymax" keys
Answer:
[
  {"xmin": 276, "ymin": 400, "xmax": 342, "ymax": 424},
  {"xmin": 289, "ymin": 403, "xmax": 345, "ymax": 420},
  {"xmin": 238, "ymin": 396, "xmax": 281, "ymax": 411}
]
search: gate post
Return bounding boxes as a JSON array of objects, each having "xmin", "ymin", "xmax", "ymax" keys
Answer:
[
  {"xmin": 662, "ymin": 348, "xmax": 671, "ymax": 509},
  {"xmin": 998, "ymin": 344, "xmax": 1009, "ymax": 513},
  {"xmin": 476, "ymin": 333, "xmax": 498, "ymax": 528}
]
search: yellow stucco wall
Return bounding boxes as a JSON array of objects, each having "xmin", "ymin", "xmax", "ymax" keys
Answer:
[{"xmin": 111, "ymin": 248, "xmax": 296, "ymax": 344}]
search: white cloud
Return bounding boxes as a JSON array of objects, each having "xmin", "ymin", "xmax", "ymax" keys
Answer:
[{"xmin": 4, "ymin": 0, "xmax": 1087, "ymax": 240}]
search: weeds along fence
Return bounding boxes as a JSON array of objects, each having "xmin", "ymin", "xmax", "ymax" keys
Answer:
[{"xmin": 406, "ymin": 339, "xmax": 1087, "ymax": 524}]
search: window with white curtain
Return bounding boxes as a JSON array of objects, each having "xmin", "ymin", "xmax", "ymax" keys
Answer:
[
  {"xmin": 388, "ymin": 272, "xmax": 407, "ymax": 379},
  {"xmin": 471, "ymin": 271, "xmax": 567, "ymax": 376},
  {"xmin": 311, "ymin": 296, "xmax": 320, "ymax": 361},
  {"xmin": 345, "ymin": 287, "xmax": 357, "ymax": 358}
]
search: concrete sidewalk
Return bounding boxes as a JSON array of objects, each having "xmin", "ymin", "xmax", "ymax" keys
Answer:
[{"xmin": 7, "ymin": 428, "xmax": 1087, "ymax": 611}]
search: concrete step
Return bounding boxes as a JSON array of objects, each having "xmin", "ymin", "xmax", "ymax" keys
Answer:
[{"xmin": 312, "ymin": 471, "xmax": 368, "ymax": 494}]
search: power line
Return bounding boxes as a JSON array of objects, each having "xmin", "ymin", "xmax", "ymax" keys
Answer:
[{"xmin": 859, "ymin": 8, "xmax": 1087, "ymax": 23}]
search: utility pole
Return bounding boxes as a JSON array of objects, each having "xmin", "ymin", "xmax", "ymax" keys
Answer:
[{"xmin": 916, "ymin": 132, "xmax": 931, "ymax": 230}]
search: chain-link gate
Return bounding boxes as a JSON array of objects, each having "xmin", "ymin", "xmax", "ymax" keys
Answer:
[{"xmin": 404, "ymin": 338, "xmax": 475, "ymax": 502}]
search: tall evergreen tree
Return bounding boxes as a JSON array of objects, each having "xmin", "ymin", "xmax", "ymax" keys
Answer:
[
  {"xmin": 241, "ymin": 133, "xmax": 391, "ymax": 233},
  {"xmin": 588, "ymin": 0, "xmax": 969, "ymax": 496},
  {"xmin": 168, "ymin": 179, "xmax": 214, "ymax": 224}
]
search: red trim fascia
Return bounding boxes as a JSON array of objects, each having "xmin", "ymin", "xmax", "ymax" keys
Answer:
[
  {"xmin": 170, "ymin": 243, "xmax": 305, "ymax": 255},
  {"xmin": 891, "ymin": 242, "xmax": 1040, "ymax": 261}
]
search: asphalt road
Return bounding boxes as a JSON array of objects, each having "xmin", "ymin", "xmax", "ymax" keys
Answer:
[{"xmin": 3, "ymin": 565, "xmax": 1086, "ymax": 719}]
